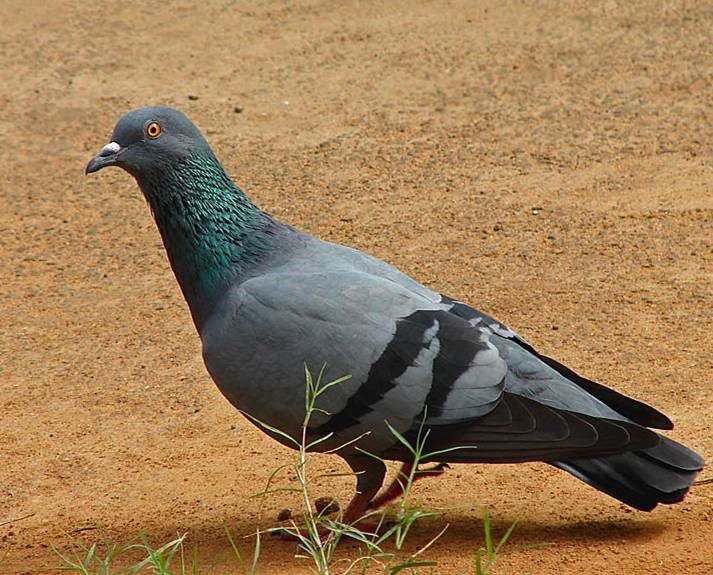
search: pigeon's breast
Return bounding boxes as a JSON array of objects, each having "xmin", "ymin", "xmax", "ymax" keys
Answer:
[{"xmin": 198, "ymin": 291, "xmax": 308, "ymax": 444}]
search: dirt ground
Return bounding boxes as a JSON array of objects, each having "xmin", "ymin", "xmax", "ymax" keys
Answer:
[{"xmin": 1, "ymin": 1, "xmax": 712, "ymax": 573}]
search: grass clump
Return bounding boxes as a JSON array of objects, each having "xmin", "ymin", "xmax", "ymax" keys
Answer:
[
  {"xmin": 55, "ymin": 534, "xmax": 193, "ymax": 575},
  {"xmin": 56, "ymin": 367, "xmax": 526, "ymax": 574}
]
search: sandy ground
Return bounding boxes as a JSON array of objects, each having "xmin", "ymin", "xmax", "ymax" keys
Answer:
[{"xmin": 1, "ymin": 1, "xmax": 712, "ymax": 573}]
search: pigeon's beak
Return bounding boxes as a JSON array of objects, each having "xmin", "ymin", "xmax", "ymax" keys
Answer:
[{"xmin": 85, "ymin": 142, "xmax": 123, "ymax": 175}]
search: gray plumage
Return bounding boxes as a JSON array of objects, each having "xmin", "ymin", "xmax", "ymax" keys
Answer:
[{"xmin": 87, "ymin": 107, "xmax": 704, "ymax": 517}]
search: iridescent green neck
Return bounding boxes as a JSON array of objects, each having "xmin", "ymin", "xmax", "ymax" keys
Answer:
[{"xmin": 139, "ymin": 152, "xmax": 272, "ymax": 328}]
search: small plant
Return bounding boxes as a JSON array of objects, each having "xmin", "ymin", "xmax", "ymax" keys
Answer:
[
  {"xmin": 54, "ymin": 529, "xmax": 261, "ymax": 575},
  {"xmin": 55, "ymin": 367, "xmax": 529, "ymax": 574},
  {"xmin": 242, "ymin": 365, "xmax": 464, "ymax": 573},
  {"xmin": 55, "ymin": 534, "xmax": 192, "ymax": 575},
  {"xmin": 472, "ymin": 510, "xmax": 517, "ymax": 575}
]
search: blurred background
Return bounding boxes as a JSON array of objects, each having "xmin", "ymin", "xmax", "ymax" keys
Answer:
[{"xmin": 1, "ymin": 1, "xmax": 711, "ymax": 573}]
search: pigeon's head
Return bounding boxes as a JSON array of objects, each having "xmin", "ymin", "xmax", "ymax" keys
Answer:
[{"xmin": 85, "ymin": 106, "xmax": 210, "ymax": 178}]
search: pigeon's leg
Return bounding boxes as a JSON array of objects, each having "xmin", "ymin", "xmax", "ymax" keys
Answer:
[
  {"xmin": 368, "ymin": 462, "xmax": 450, "ymax": 510},
  {"xmin": 341, "ymin": 455, "xmax": 387, "ymax": 524}
]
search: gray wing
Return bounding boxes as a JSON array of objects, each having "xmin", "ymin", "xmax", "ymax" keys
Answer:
[
  {"xmin": 440, "ymin": 295, "xmax": 673, "ymax": 429},
  {"xmin": 201, "ymin": 271, "xmax": 507, "ymax": 455},
  {"xmin": 322, "ymin": 233, "xmax": 673, "ymax": 429},
  {"xmin": 234, "ymin": 232, "xmax": 669, "ymax": 431},
  {"xmin": 202, "ymin": 268, "xmax": 660, "ymax": 463}
]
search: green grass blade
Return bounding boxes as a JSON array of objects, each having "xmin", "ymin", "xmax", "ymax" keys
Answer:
[
  {"xmin": 474, "ymin": 547, "xmax": 485, "ymax": 575},
  {"xmin": 239, "ymin": 411, "xmax": 300, "ymax": 448},
  {"xmin": 313, "ymin": 374, "xmax": 352, "ymax": 398},
  {"xmin": 224, "ymin": 524, "xmax": 246, "ymax": 572},
  {"xmin": 483, "ymin": 509, "xmax": 493, "ymax": 559},
  {"xmin": 305, "ymin": 431, "xmax": 335, "ymax": 450},
  {"xmin": 321, "ymin": 431, "xmax": 371, "ymax": 454},
  {"xmin": 250, "ymin": 529, "xmax": 261, "ymax": 575},
  {"xmin": 383, "ymin": 421, "xmax": 417, "ymax": 456},
  {"xmin": 421, "ymin": 445, "xmax": 476, "ymax": 459},
  {"xmin": 493, "ymin": 519, "xmax": 518, "ymax": 556},
  {"xmin": 389, "ymin": 560, "xmax": 438, "ymax": 574}
]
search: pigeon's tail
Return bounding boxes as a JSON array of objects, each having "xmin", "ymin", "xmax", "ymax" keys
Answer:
[{"xmin": 553, "ymin": 436, "xmax": 704, "ymax": 511}]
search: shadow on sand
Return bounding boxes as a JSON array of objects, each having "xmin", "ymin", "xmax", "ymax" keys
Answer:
[{"xmin": 59, "ymin": 508, "xmax": 668, "ymax": 572}]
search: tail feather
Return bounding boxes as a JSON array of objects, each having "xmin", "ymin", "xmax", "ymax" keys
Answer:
[
  {"xmin": 640, "ymin": 436, "xmax": 703, "ymax": 471},
  {"xmin": 383, "ymin": 393, "xmax": 661, "ymax": 465},
  {"xmin": 554, "ymin": 436, "xmax": 704, "ymax": 511}
]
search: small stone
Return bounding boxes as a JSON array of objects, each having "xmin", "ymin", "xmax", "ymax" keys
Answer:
[
  {"xmin": 188, "ymin": 95, "xmax": 199, "ymax": 101},
  {"xmin": 234, "ymin": 106, "xmax": 244, "ymax": 114}
]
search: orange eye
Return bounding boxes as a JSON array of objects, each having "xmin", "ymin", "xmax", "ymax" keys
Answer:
[{"xmin": 146, "ymin": 121, "xmax": 162, "ymax": 139}]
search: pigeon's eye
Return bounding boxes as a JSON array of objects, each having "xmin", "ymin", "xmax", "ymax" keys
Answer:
[{"xmin": 146, "ymin": 122, "xmax": 162, "ymax": 139}]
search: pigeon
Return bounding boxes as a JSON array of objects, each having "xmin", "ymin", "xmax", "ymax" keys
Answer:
[{"xmin": 86, "ymin": 106, "xmax": 704, "ymax": 524}]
